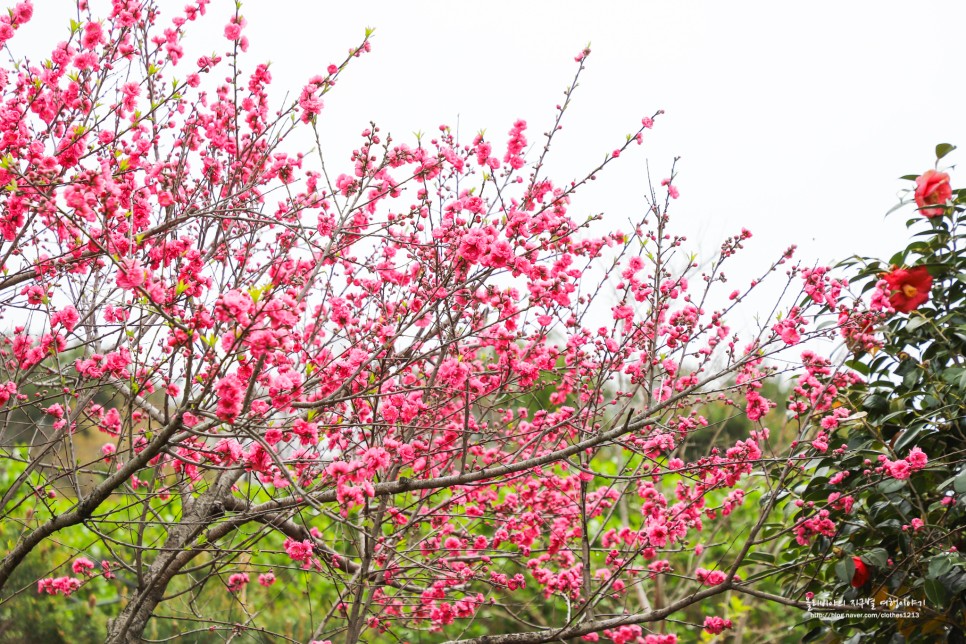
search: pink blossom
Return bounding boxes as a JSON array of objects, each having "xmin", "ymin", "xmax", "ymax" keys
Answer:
[
  {"xmin": 794, "ymin": 509, "xmax": 836, "ymax": 545},
  {"xmin": 0, "ymin": 381, "xmax": 15, "ymax": 407},
  {"xmin": 115, "ymin": 259, "xmax": 146, "ymax": 290},
  {"xmin": 745, "ymin": 391, "xmax": 773, "ymax": 421},
  {"xmin": 504, "ymin": 119, "xmax": 527, "ymax": 169},
  {"xmin": 214, "ymin": 373, "xmax": 245, "ymax": 422},
  {"xmin": 37, "ymin": 576, "xmax": 82, "ymax": 596},
  {"xmin": 906, "ymin": 447, "xmax": 928, "ymax": 470},
  {"xmin": 82, "ymin": 22, "xmax": 104, "ymax": 49},
  {"xmin": 224, "ymin": 22, "xmax": 243, "ymax": 41},
  {"xmin": 299, "ymin": 82, "xmax": 324, "ymax": 123},
  {"xmin": 869, "ymin": 279, "xmax": 895, "ymax": 313},
  {"xmin": 13, "ymin": 2, "xmax": 32, "ymax": 24},
  {"xmin": 647, "ymin": 522, "xmax": 669, "ymax": 548},
  {"xmin": 51, "ymin": 306, "xmax": 79, "ymax": 332},
  {"xmin": 660, "ymin": 178, "xmax": 679, "ymax": 199},
  {"xmin": 71, "ymin": 557, "xmax": 95, "ymax": 576},
  {"xmin": 284, "ymin": 538, "xmax": 314, "ymax": 564},
  {"xmin": 695, "ymin": 568, "xmax": 727, "ymax": 586},
  {"xmin": 121, "ymin": 82, "xmax": 140, "ymax": 112},
  {"xmin": 227, "ymin": 572, "xmax": 249, "ymax": 592},
  {"xmin": 458, "ymin": 228, "xmax": 489, "ymax": 264},
  {"xmin": 643, "ymin": 634, "xmax": 676, "ymax": 644},
  {"xmin": 73, "ymin": 51, "xmax": 97, "ymax": 70},
  {"xmin": 829, "ymin": 471, "xmax": 849, "ymax": 485},
  {"xmin": 884, "ymin": 459, "xmax": 912, "ymax": 480},
  {"xmin": 703, "ymin": 616, "xmax": 734, "ymax": 635}
]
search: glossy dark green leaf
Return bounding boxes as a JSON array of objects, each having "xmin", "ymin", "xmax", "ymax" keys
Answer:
[
  {"xmin": 863, "ymin": 395, "xmax": 889, "ymax": 413},
  {"xmin": 746, "ymin": 551, "xmax": 775, "ymax": 564},
  {"xmin": 936, "ymin": 143, "xmax": 957, "ymax": 160},
  {"xmin": 902, "ymin": 369, "xmax": 920, "ymax": 389},
  {"xmin": 905, "ymin": 316, "xmax": 927, "ymax": 333},
  {"xmin": 927, "ymin": 555, "xmax": 953, "ymax": 578},
  {"xmin": 924, "ymin": 578, "xmax": 948, "ymax": 608},
  {"xmin": 836, "ymin": 557, "xmax": 856, "ymax": 585},
  {"xmin": 878, "ymin": 479, "xmax": 906, "ymax": 495},
  {"xmin": 894, "ymin": 427, "xmax": 927, "ymax": 453},
  {"xmin": 954, "ymin": 470, "xmax": 966, "ymax": 494},
  {"xmin": 864, "ymin": 548, "xmax": 889, "ymax": 568}
]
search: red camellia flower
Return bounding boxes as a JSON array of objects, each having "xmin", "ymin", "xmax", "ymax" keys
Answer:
[
  {"xmin": 851, "ymin": 556, "xmax": 870, "ymax": 587},
  {"xmin": 914, "ymin": 170, "xmax": 952, "ymax": 218},
  {"xmin": 883, "ymin": 266, "xmax": 932, "ymax": 313}
]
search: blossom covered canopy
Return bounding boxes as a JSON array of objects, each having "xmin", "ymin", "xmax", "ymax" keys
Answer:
[
  {"xmin": 1, "ymin": 0, "xmax": 938, "ymax": 641},
  {"xmin": 883, "ymin": 266, "xmax": 932, "ymax": 313}
]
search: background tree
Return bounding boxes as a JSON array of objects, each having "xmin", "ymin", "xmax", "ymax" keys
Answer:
[{"xmin": 776, "ymin": 146, "xmax": 966, "ymax": 643}]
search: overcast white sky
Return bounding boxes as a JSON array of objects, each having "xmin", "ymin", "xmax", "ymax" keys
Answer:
[
  {"xmin": 22, "ymin": 1, "xmax": 966, "ymax": 290},
  {"xmin": 237, "ymin": 1, "xmax": 966, "ymax": 265}
]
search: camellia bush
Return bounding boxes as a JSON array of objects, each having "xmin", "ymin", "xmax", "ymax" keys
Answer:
[
  {"xmin": 776, "ymin": 148, "xmax": 966, "ymax": 643},
  {"xmin": 0, "ymin": 1, "xmax": 933, "ymax": 643}
]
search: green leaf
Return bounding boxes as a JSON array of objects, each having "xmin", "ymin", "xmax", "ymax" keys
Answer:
[
  {"xmin": 905, "ymin": 316, "xmax": 927, "ymax": 332},
  {"xmin": 878, "ymin": 478, "xmax": 906, "ymax": 495},
  {"xmin": 894, "ymin": 426, "xmax": 926, "ymax": 453},
  {"xmin": 863, "ymin": 394, "xmax": 889, "ymax": 413},
  {"xmin": 953, "ymin": 470, "xmax": 966, "ymax": 494},
  {"xmin": 746, "ymin": 551, "xmax": 775, "ymax": 564},
  {"xmin": 943, "ymin": 367, "xmax": 966, "ymax": 384},
  {"xmin": 936, "ymin": 143, "xmax": 957, "ymax": 160},
  {"xmin": 902, "ymin": 369, "xmax": 920, "ymax": 389},
  {"xmin": 835, "ymin": 557, "xmax": 855, "ymax": 585},
  {"xmin": 924, "ymin": 578, "xmax": 948, "ymax": 608},
  {"xmin": 864, "ymin": 548, "xmax": 889, "ymax": 568},
  {"xmin": 928, "ymin": 555, "xmax": 953, "ymax": 578},
  {"xmin": 949, "ymin": 570, "xmax": 966, "ymax": 594},
  {"xmin": 845, "ymin": 359, "xmax": 870, "ymax": 376}
]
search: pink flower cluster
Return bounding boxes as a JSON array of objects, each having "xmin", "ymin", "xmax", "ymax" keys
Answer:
[
  {"xmin": 794, "ymin": 509, "xmax": 837, "ymax": 546},
  {"xmin": 503, "ymin": 120, "xmax": 527, "ymax": 170},
  {"xmin": 879, "ymin": 447, "xmax": 928, "ymax": 480},
  {"xmin": 37, "ymin": 576, "xmax": 82, "ymax": 596},
  {"xmin": 283, "ymin": 538, "xmax": 315, "ymax": 569},
  {"xmin": 227, "ymin": 572, "xmax": 249, "ymax": 592},
  {"xmin": 72, "ymin": 557, "xmax": 95, "ymax": 576},
  {"xmin": 695, "ymin": 567, "xmax": 727, "ymax": 586},
  {"xmin": 214, "ymin": 373, "xmax": 245, "ymax": 422},
  {"xmin": 703, "ymin": 616, "xmax": 734, "ymax": 635}
]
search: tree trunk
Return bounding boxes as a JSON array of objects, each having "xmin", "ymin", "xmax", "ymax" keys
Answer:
[{"xmin": 105, "ymin": 474, "xmax": 234, "ymax": 643}]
